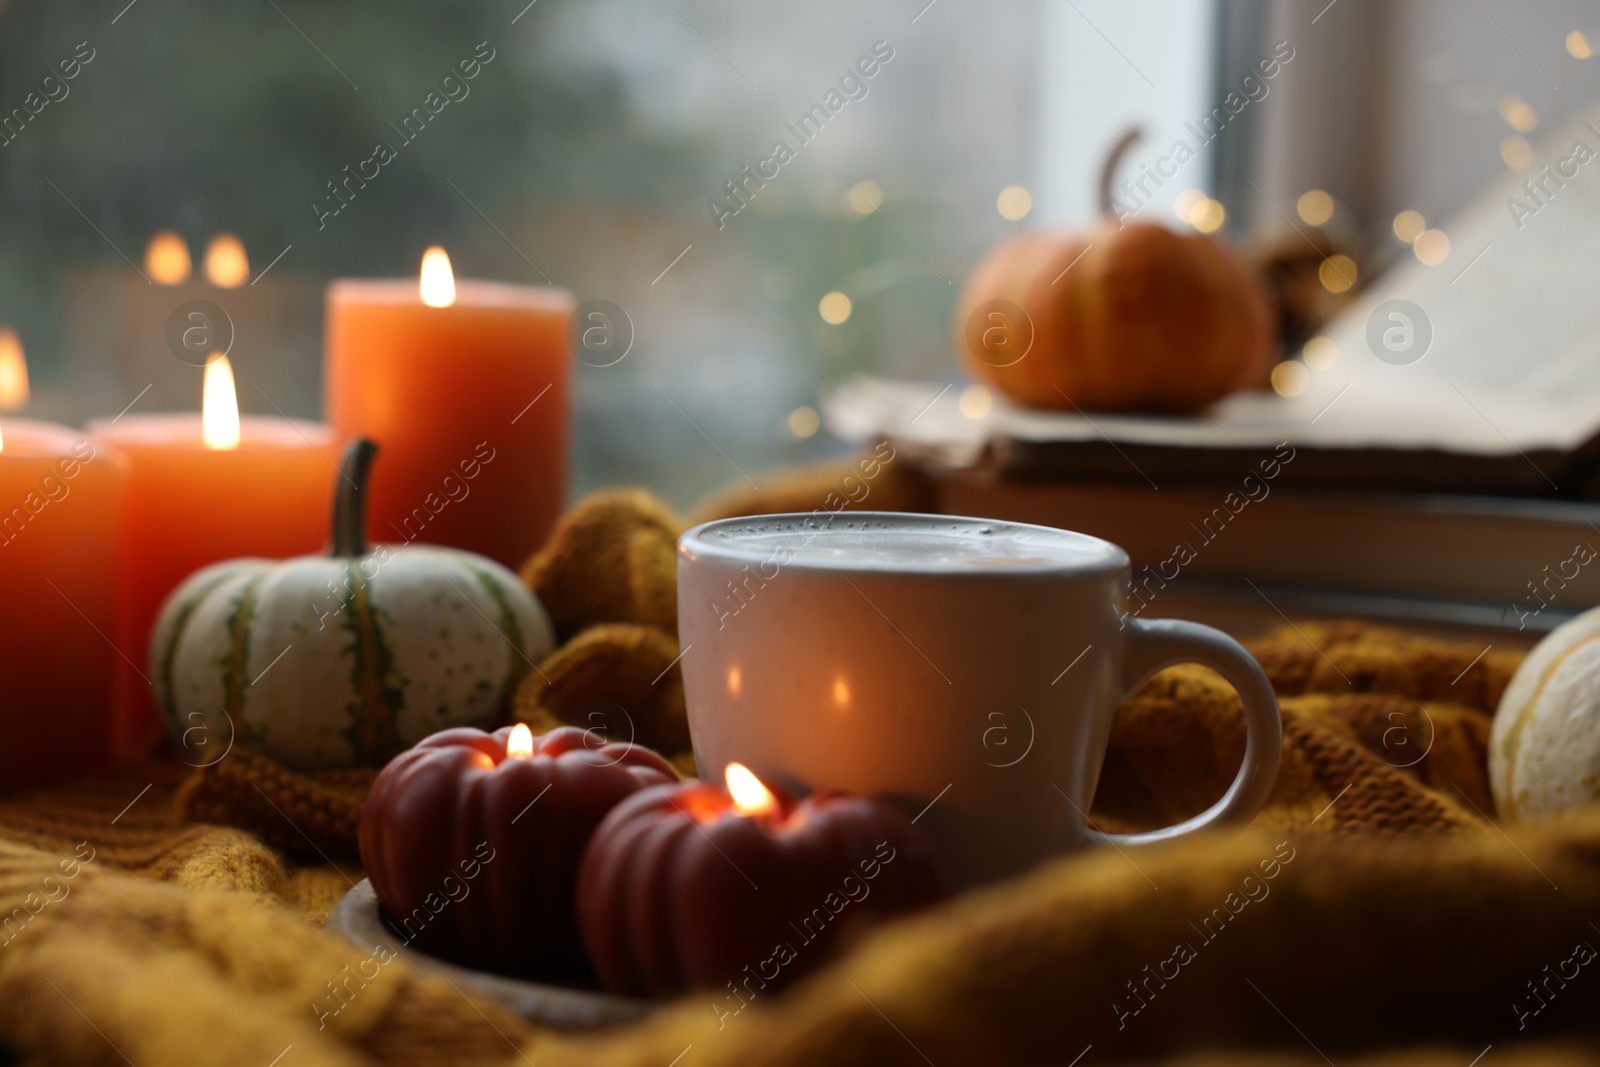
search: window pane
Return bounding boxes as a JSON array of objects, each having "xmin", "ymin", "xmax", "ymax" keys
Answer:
[{"xmin": 0, "ymin": 0, "xmax": 1221, "ymax": 505}]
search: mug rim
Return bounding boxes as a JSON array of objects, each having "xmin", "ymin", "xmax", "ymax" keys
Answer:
[{"xmin": 678, "ymin": 511, "xmax": 1130, "ymax": 579}]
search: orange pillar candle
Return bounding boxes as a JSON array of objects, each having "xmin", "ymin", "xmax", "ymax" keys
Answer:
[
  {"xmin": 88, "ymin": 357, "xmax": 336, "ymax": 754},
  {"xmin": 324, "ymin": 248, "xmax": 574, "ymax": 571},
  {"xmin": 0, "ymin": 417, "xmax": 128, "ymax": 790}
]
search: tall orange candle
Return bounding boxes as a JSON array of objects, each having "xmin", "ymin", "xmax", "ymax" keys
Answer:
[
  {"xmin": 0, "ymin": 417, "xmax": 128, "ymax": 790},
  {"xmin": 324, "ymin": 248, "xmax": 574, "ymax": 571},
  {"xmin": 88, "ymin": 356, "xmax": 336, "ymax": 753}
]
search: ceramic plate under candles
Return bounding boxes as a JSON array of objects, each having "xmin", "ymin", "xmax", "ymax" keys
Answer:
[
  {"xmin": 325, "ymin": 877, "xmax": 652, "ymax": 1032},
  {"xmin": 88, "ymin": 355, "xmax": 336, "ymax": 752}
]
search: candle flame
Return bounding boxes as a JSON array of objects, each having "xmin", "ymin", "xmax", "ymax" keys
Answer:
[
  {"xmin": 201, "ymin": 354, "xmax": 241, "ymax": 451},
  {"xmin": 506, "ymin": 722, "xmax": 534, "ymax": 759},
  {"xmin": 0, "ymin": 328, "xmax": 27, "ymax": 411},
  {"xmin": 146, "ymin": 230, "xmax": 192, "ymax": 286},
  {"xmin": 420, "ymin": 246, "xmax": 456, "ymax": 308},
  {"xmin": 203, "ymin": 233, "xmax": 250, "ymax": 288},
  {"xmin": 725, "ymin": 762, "xmax": 776, "ymax": 817}
]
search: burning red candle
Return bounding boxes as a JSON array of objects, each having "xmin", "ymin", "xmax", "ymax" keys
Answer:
[
  {"xmin": 578, "ymin": 762, "xmax": 945, "ymax": 998},
  {"xmin": 359, "ymin": 723, "xmax": 676, "ymax": 978}
]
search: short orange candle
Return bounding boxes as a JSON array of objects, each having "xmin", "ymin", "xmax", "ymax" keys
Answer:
[
  {"xmin": 324, "ymin": 249, "xmax": 574, "ymax": 571},
  {"xmin": 0, "ymin": 417, "xmax": 128, "ymax": 790},
  {"xmin": 88, "ymin": 357, "xmax": 336, "ymax": 753}
]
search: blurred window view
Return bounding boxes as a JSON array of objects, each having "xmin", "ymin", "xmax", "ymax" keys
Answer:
[{"xmin": 2, "ymin": 0, "xmax": 1598, "ymax": 504}]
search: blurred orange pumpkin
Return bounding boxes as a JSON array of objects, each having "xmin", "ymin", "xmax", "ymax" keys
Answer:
[{"xmin": 955, "ymin": 130, "xmax": 1274, "ymax": 414}]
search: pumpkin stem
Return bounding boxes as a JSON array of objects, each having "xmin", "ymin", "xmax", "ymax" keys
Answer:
[
  {"xmin": 332, "ymin": 438, "xmax": 378, "ymax": 557},
  {"xmin": 1098, "ymin": 127, "xmax": 1144, "ymax": 220}
]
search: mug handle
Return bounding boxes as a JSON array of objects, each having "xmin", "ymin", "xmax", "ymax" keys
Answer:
[{"xmin": 1086, "ymin": 617, "xmax": 1283, "ymax": 847}]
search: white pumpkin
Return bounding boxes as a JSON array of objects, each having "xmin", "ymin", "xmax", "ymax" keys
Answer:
[
  {"xmin": 1490, "ymin": 605, "xmax": 1600, "ymax": 818},
  {"xmin": 150, "ymin": 440, "xmax": 554, "ymax": 770}
]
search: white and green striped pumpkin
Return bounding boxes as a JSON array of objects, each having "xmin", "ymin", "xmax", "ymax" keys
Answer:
[{"xmin": 150, "ymin": 439, "xmax": 554, "ymax": 770}]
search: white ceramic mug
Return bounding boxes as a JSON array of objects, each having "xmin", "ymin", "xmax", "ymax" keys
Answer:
[{"xmin": 676, "ymin": 512, "xmax": 1282, "ymax": 889}]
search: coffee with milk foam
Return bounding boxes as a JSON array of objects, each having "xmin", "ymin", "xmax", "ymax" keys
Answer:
[{"xmin": 689, "ymin": 514, "xmax": 1122, "ymax": 572}]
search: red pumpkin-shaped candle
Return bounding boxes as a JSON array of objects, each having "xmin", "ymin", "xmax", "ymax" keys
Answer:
[
  {"xmin": 359, "ymin": 723, "xmax": 676, "ymax": 978},
  {"xmin": 578, "ymin": 762, "xmax": 945, "ymax": 997}
]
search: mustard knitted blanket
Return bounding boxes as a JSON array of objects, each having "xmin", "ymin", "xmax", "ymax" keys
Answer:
[{"xmin": 2, "ymin": 458, "xmax": 1597, "ymax": 1067}]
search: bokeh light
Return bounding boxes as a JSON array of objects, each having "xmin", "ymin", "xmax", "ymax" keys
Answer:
[
  {"xmin": 1318, "ymin": 255, "xmax": 1357, "ymax": 294},
  {"xmin": 996, "ymin": 185, "xmax": 1032, "ymax": 221},
  {"xmin": 787, "ymin": 405, "xmax": 820, "ymax": 438},
  {"xmin": 145, "ymin": 231, "xmax": 191, "ymax": 286},
  {"xmin": 1498, "ymin": 95, "xmax": 1539, "ymax": 133},
  {"xmin": 1499, "ymin": 136, "xmax": 1533, "ymax": 171},
  {"xmin": 1302, "ymin": 336, "xmax": 1338, "ymax": 370},
  {"xmin": 1414, "ymin": 229, "xmax": 1451, "ymax": 265},
  {"xmin": 958, "ymin": 383, "xmax": 992, "ymax": 419},
  {"xmin": 1270, "ymin": 361, "xmax": 1309, "ymax": 397},
  {"xmin": 1392, "ymin": 210, "xmax": 1426, "ymax": 243},
  {"xmin": 1297, "ymin": 189, "xmax": 1335, "ymax": 226},
  {"xmin": 1174, "ymin": 189, "xmax": 1206, "ymax": 222},
  {"xmin": 846, "ymin": 181, "xmax": 883, "ymax": 214},
  {"xmin": 203, "ymin": 233, "xmax": 249, "ymax": 288},
  {"xmin": 818, "ymin": 291, "xmax": 853, "ymax": 324},
  {"xmin": 1189, "ymin": 197, "xmax": 1226, "ymax": 234}
]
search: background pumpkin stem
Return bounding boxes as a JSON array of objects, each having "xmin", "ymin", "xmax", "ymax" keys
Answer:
[
  {"xmin": 333, "ymin": 439, "xmax": 378, "ymax": 557},
  {"xmin": 1098, "ymin": 127, "xmax": 1144, "ymax": 219}
]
